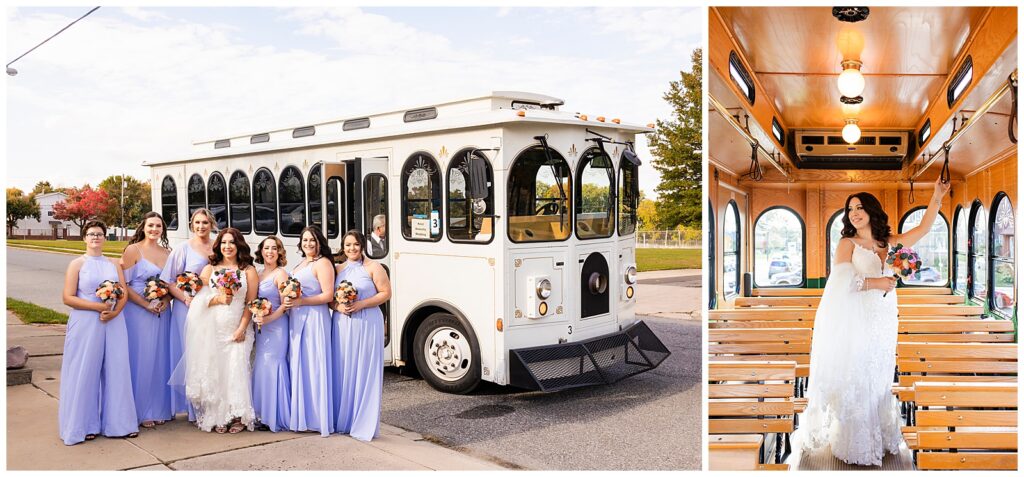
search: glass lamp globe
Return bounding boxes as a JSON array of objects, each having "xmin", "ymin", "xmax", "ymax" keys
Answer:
[
  {"xmin": 837, "ymin": 61, "xmax": 865, "ymax": 98},
  {"xmin": 842, "ymin": 120, "xmax": 861, "ymax": 144}
]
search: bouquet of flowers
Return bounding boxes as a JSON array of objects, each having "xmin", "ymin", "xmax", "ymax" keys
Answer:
[
  {"xmin": 883, "ymin": 243, "xmax": 922, "ymax": 297},
  {"xmin": 335, "ymin": 280, "xmax": 358, "ymax": 306},
  {"xmin": 213, "ymin": 269, "xmax": 243, "ymax": 296},
  {"xmin": 279, "ymin": 277, "xmax": 302, "ymax": 300},
  {"xmin": 95, "ymin": 280, "xmax": 123, "ymax": 310},
  {"xmin": 174, "ymin": 271, "xmax": 203, "ymax": 297},
  {"xmin": 143, "ymin": 275, "xmax": 169, "ymax": 309},
  {"xmin": 248, "ymin": 297, "xmax": 272, "ymax": 334}
]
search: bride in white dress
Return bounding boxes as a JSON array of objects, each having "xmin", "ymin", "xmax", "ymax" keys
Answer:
[
  {"xmin": 801, "ymin": 178, "xmax": 950, "ymax": 466},
  {"xmin": 174, "ymin": 228, "xmax": 259, "ymax": 434}
]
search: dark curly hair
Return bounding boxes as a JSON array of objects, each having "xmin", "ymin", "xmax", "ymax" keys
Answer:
[
  {"xmin": 340, "ymin": 229, "xmax": 367, "ymax": 260},
  {"xmin": 297, "ymin": 226, "xmax": 333, "ymax": 263},
  {"xmin": 254, "ymin": 235, "xmax": 287, "ymax": 267},
  {"xmin": 209, "ymin": 227, "xmax": 254, "ymax": 269},
  {"xmin": 841, "ymin": 192, "xmax": 892, "ymax": 247},
  {"xmin": 127, "ymin": 211, "xmax": 169, "ymax": 249}
]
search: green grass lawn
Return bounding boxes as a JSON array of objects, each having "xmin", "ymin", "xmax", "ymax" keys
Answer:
[
  {"xmin": 636, "ymin": 248, "xmax": 700, "ymax": 271},
  {"xmin": 7, "ymin": 239, "xmax": 128, "ymax": 256},
  {"xmin": 7, "ymin": 298, "xmax": 69, "ymax": 325}
]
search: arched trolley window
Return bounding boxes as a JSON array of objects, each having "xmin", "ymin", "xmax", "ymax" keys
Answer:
[
  {"xmin": 252, "ymin": 168, "xmax": 277, "ymax": 235},
  {"xmin": 206, "ymin": 172, "xmax": 228, "ymax": 230},
  {"xmin": 575, "ymin": 147, "xmax": 614, "ymax": 240},
  {"xmin": 989, "ymin": 193, "xmax": 1015, "ymax": 317},
  {"xmin": 447, "ymin": 149, "xmax": 494, "ymax": 244},
  {"xmin": 401, "ymin": 153, "xmax": 443, "ymax": 242},
  {"xmin": 953, "ymin": 206, "xmax": 968, "ymax": 293},
  {"xmin": 364, "ymin": 174, "xmax": 388, "ymax": 258},
  {"xmin": 186, "ymin": 174, "xmax": 206, "ymax": 221},
  {"xmin": 228, "ymin": 171, "xmax": 252, "ymax": 234},
  {"xmin": 278, "ymin": 166, "xmax": 305, "ymax": 237},
  {"xmin": 708, "ymin": 199, "xmax": 716, "ymax": 309},
  {"xmin": 161, "ymin": 175, "xmax": 178, "ymax": 231},
  {"xmin": 308, "ymin": 164, "xmax": 323, "ymax": 231},
  {"xmin": 723, "ymin": 201, "xmax": 740, "ymax": 298},
  {"xmin": 825, "ymin": 209, "xmax": 845, "ymax": 276},
  {"xmin": 968, "ymin": 200, "xmax": 987, "ymax": 302},
  {"xmin": 898, "ymin": 207, "xmax": 949, "ymax": 287},
  {"xmin": 753, "ymin": 206, "xmax": 805, "ymax": 288},
  {"xmin": 618, "ymin": 151, "xmax": 640, "ymax": 236},
  {"xmin": 507, "ymin": 145, "xmax": 572, "ymax": 243}
]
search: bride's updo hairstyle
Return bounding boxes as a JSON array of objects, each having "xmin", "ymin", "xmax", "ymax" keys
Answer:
[
  {"xmin": 209, "ymin": 227, "xmax": 254, "ymax": 269},
  {"xmin": 840, "ymin": 192, "xmax": 892, "ymax": 247}
]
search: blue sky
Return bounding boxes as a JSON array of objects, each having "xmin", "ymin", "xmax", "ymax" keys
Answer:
[{"xmin": 6, "ymin": 6, "xmax": 702, "ymax": 198}]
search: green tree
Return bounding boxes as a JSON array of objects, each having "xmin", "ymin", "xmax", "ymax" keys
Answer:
[
  {"xmin": 31, "ymin": 181, "xmax": 58, "ymax": 196},
  {"xmin": 97, "ymin": 175, "xmax": 152, "ymax": 232},
  {"xmin": 637, "ymin": 195, "xmax": 659, "ymax": 231},
  {"xmin": 649, "ymin": 48, "xmax": 702, "ymax": 230},
  {"xmin": 7, "ymin": 188, "xmax": 41, "ymax": 236}
]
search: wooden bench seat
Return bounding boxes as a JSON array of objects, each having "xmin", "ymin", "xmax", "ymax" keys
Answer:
[
  {"xmin": 897, "ymin": 304, "xmax": 985, "ymax": 316},
  {"xmin": 709, "ymin": 329, "xmax": 812, "ymax": 378},
  {"xmin": 750, "ymin": 287, "xmax": 952, "ymax": 297},
  {"xmin": 736, "ymin": 294, "xmax": 965, "ymax": 307},
  {"xmin": 894, "ymin": 343, "xmax": 1018, "ymax": 416},
  {"xmin": 708, "ymin": 308, "xmax": 816, "ymax": 329},
  {"xmin": 709, "ymin": 361, "xmax": 798, "ymax": 464},
  {"xmin": 901, "ymin": 382, "xmax": 1018, "ymax": 470},
  {"xmin": 897, "ymin": 319, "xmax": 1016, "ymax": 343}
]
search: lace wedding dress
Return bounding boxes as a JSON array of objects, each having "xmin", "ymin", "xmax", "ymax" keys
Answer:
[
  {"xmin": 800, "ymin": 241, "xmax": 902, "ymax": 466},
  {"xmin": 172, "ymin": 268, "xmax": 256, "ymax": 432}
]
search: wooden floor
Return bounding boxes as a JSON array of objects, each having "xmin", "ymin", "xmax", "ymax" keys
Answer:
[{"xmin": 788, "ymin": 433, "xmax": 915, "ymax": 471}]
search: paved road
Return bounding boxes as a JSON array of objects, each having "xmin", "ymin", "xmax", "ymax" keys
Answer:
[{"xmin": 6, "ymin": 247, "xmax": 700, "ymax": 470}]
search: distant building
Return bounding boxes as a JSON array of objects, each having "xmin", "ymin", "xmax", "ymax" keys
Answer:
[{"xmin": 12, "ymin": 192, "xmax": 81, "ymax": 238}]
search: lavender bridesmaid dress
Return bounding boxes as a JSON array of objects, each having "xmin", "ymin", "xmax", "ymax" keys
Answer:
[
  {"xmin": 58, "ymin": 255, "xmax": 138, "ymax": 445},
  {"xmin": 332, "ymin": 259, "xmax": 384, "ymax": 441},
  {"xmin": 159, "ymin": 245, "xmax": 208, "ymax": 418},
  {"xmin": 287, "ymin": 263, "xmax": 334, "ymax": 436},
  {"xmin": 123, "ymin": 256, "xmax": 172, "ymax": 424},
  {"xmin": 252, "ymin": 272, "xmax": 291, "ymax": 431}
]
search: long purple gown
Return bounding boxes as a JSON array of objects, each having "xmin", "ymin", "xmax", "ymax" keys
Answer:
[
  {"xmin": 58, "ymin": 255, "xmax": 138, "ymax": 445},
  {"xmin": 123, "ymin": 256, "xmax": 172, "ymax": 424},
  {"xmin": 287, "ymin": 262, "xmax": 334, "ymax": 436},
  {"xmin": 160, "ymin": 244, "xmax": 208, "ymax": 419},
  {"xmin": 331, "ymin": 259, "xmax": 384, "ymax": 441},
  {"xmin": 252, "ymin": 272, "xmax": 291, "ymax": 431}
]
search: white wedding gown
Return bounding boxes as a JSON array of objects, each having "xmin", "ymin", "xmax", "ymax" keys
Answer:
[
  {"xmin": 175, "ymin": 269, "xmax": 256, "ymax": 432},
  {"xmin": 800, "ymin": 242, "xmax": 902, "ymax": 466}
]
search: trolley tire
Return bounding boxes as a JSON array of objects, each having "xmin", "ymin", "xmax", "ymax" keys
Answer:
[{"xmin": 413, "ymin": 312, "xmax": 481, "ymax": 394}]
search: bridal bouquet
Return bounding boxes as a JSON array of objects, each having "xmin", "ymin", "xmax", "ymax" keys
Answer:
[
  {"xmin": 213, "ymin": 269, "xmax": 243, "ymax": 296},
  {"xmin": 143, "ymin": 275, "xmax": 169, "ymax": 309},
  {"xmin": 335, "ymin": 280, "xmax": 358, "ymax": 306},
  {"xmin": 174, "ymin": 271, "xmax": 203, "ymax": 297},
  {"xmin": 279, "ymin": 277, "xmax": 302, "ymax": 300},
  {"xmin": 95, "ymin": 280, "xmax": 124, "ymax": 310},
  {"xmin": 248, "ymin": 297, "xmax": 272, "ymax": 334},
  {"xmin": 883, "ymin": 243, "xmax": 922, "ymax": 297}
]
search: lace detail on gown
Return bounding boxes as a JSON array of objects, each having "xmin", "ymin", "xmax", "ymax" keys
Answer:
[
  {"xmin": 181, "ymin": 270, "xmax": 256, "ymax": 432},
  {"xmin": 800, "ymin": 242, "xmax": 903, "ymax": 466}
]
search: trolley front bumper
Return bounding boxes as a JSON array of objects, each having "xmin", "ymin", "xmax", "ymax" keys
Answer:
[{"xmin": 508, "ymin": 320, "xmax": 671, "ymax": 392}]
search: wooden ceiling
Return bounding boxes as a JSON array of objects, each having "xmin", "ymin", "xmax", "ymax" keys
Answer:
[
  {"xmin": 716, "ymin": 7, "xmax": 989, "ymax": 130},
  {"xmin": 710, "ymin": 6, "xmax": 1017, "ymax": 180}
]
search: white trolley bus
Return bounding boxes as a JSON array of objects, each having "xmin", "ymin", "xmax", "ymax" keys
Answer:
[{"xmin": 146, "ymin": 91, "xmax": 670, "ymax": 393}]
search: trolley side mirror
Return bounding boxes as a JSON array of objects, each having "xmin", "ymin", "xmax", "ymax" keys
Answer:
[{"xmin": 468, "ymin": 153, "xmax": 489, "ymax": 200}]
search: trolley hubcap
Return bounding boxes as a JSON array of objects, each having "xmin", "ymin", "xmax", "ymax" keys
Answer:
[{"xmin": 424, "ymin": 327, "xmax": 472, "ymax": 382}]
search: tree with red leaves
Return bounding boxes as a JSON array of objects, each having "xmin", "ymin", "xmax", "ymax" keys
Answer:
[{"xmin": 53, "ymin": 185, "xmax": 113, "ymax": 233}]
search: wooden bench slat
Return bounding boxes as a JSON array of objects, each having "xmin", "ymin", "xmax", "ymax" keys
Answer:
[
  {"xmin": 710, "ymin": 321, "xmax": 816, "ymax": 329},
  {"xmin": 710, "ymin": 343, "xmax": 812, "ymax": 354},
  {"xmin": 708, "ymin": 434, "xmax": 764, "ymax": 471},
  {"xmin": 918, "ymin": 431, "xmax": 1018, "ymax": 450},
  {"xmin": 897, "ymin": 359, "xmax": 1018, "ymax": 374},
  {"xmin": 917, "ymin": 452, "xmax": 1018, "ymax": 470},
  {"xmin": 709, "ymin": 361, "xmax": 798, "ymax": 381},
  {"xmin": 897, "ymin": 333, "xmax": 1015, "ymax": 342},
  {"xmin": 708, "ymin": 418, "xmax": 794, "ymax": 434},
  {"xmin": 898, "ymin": 320, "xmax": 1016, "ymax": 332},
  {"xmin": 710, "ymin": 355, "xmax": 811, "ymax": 364},
  {"xmin": 916, "ymin": 410, "xmax": 1018, "ymax": 427},
  {"xmin": 709, "ymin": 384, "xmax": 795, "ymax": 399},
  {"xmin": 898, "ymin": 375, "xmax": 1018, "ymax": 386},
  {"xmin": 750, "ymin": 287, "xmax": 952, "ymax": 296},
  {"xmin": 898, "ymin": 305, "xmax": 985, "ymax": 315},
  {"xmin": 710, "ymin": 329, "xmax": 812, "ymax": 342},
  {"xmin": 709, "ymin": 401, "xmax": 795, "ymax": 417},
  {"xmin": 914, "ymin": 383, "xmax": 1018, "ymax": 407},
  {"xmin": 897, "ymin": 343, "xmax": 1018, "ymax": 360}
]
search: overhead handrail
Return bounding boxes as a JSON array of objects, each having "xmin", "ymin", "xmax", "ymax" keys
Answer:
[
  {"xmin": 708, "ymin": 93, "xmax": 790, "ymax": 180},
  {"xmin": 910, "ymin": 68, "xmax": 1018, "ymax": 181}
]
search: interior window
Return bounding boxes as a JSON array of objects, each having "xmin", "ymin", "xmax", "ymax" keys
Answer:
[
  {"xmin": 754, "ymin": 207, "xmax": 804, "ymax": 287},
  {"xmin": 575, "ymin": 148, "xmax": 614, "ymax": 239},
  {"xmin": 507, "ymin": 146, "xmax": 572, "ymax": 242},
  {"xmin": 898, "ymin": 208, "xmax": 949, "ymax": 286},
  {"xmin": 990, "ymin": 194, "xmax": 1014, "ymax": 316},
  {"xmin": 161, "ymin": 176, "xmax": 178, "ymax": 230}
]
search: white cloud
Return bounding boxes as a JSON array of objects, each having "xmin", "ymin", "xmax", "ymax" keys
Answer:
[
  {"xmin": 119, "ymin": 7, "xmax": 169, "ymax": 22},
  {"xmin": 6, "ymin": 6, "xmax": 700, "ymax": 200}
]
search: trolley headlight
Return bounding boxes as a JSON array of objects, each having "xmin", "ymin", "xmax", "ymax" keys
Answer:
[
  {"xmin": 536, "ymin": 278, "xmax": 552, "ymax": 299},
  {"xmin": 625, "ymin": 265, "xmax": 637, "ymax": 285}
]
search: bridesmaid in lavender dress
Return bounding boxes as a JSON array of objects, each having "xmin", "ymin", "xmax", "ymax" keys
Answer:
[
  {"xmin": 331, "ymin": 230, "xmax": 391, "ymax": 441},
  {"xmin": 284, "ymin": 226, "xmax": 336, "ymax": 436},
  {"xmin": 58, "ymin": 220, "xmax": 138, "ymax": 445},
  {"xmin": 120, "ymin": 212, "xmax": 173, "ymax": 429},
  {"xmin": 160, "ymin": 208, "xmax": 215, "ymax": 419},
  {"xmin": 252, "ymin": 236, "xmax": 291, "ymax": 432}
]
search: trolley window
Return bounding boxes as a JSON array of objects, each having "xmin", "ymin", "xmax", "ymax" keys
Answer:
[
  {"xmin": 228, "ymin": 171, "xmax": 252, "ymax": 233},
  {"xmin": 308, "ymin": 164, "xmax": 323, "ymax": 230},
  {"xmin": 575, "ymin": 147, "xmax": 614, "ymax": 240},
  {"xmin": 447, "ymin": 149, "xmax": 494, "ymax": 243},
  {"xmin": 252, "ymin": 168, "xmax": 277, "ymax": 235},
  {"xmin": 364, "ymin": 174, "xmax": 389, "ymax": 258},
  {"xmin": 990, "ymin": 193, "xmax": 1014, "ymax": 317},
  {"xmin": 278, "ymin": 166, "xmax": 305, "ymax": 237},
  {"xmin": 968, "ymin": 201, "xmax": 987, "ymax": 302},
  {"xmin": 723, "ymin": 201, "xmax": 740, "ymax": 297},
  {"xmin": 186, "ymin": 173, "xmax": 206, "ymax": 222},
  {"xmin": 207, "ymin": 172, "xmax": 228, "ymax": 230},
  {"xmin": 401, "ymin": 153, "xmax": 443, "ymax": 242},
  {"xmin": 953, "ymin": 206, "xmax": 967, "ymax": 293},
  {"xmin": 507, "ymin": 145, "xmax": 572, "ymax": 243},
  {"xmin": 161, "ymin": 175, "xmax": 178, "ymax": 231},
  {"xmin": 618, "ymin": 152, "xmax": 639, "ymax": 235},
  {"xmin": 753, "ymin": 207, "xmax": 805, "ymax": 288}
]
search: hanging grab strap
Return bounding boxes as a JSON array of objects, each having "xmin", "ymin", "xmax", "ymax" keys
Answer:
[
  {"xmin": 940, "ymin": 146, "xmax": 952, "ymax": 185},
  {"xmin": 1009, "ymin": 72, "xmax": 1018, "ymax": 144},
  {"xmin": 743, "ymin": 141, "xmax": 764, "ymax": 182}
]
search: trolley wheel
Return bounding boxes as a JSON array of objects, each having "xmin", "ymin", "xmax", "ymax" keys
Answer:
[{"xmin": 413, "ymin": 312, "xmax": 481, "ymax": 394}]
